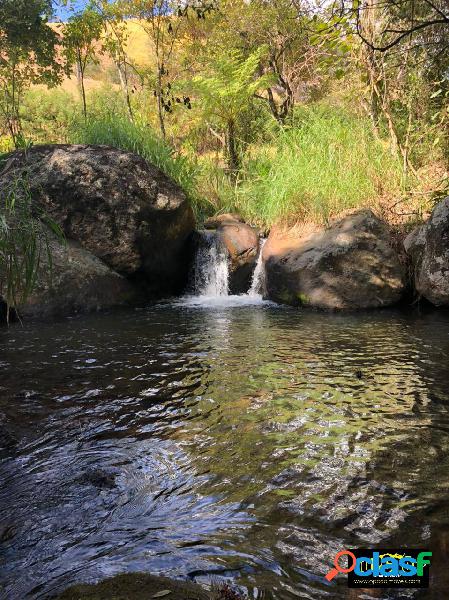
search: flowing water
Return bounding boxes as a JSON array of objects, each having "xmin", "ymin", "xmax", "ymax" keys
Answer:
[
  {"xmin": 180, "ymin": 232, "xmax": 267, "ymax": 308},
  {"xmin": 1, "ymin": 236, "xmax": 449, "ymax": 599},
  {"xmin": 191, "ymin": 231, "xmax": 230, "ymax": 298},
  {"xmin": 248, "ymin": 239, "xmax": 267, "ymax": 298},
  {"xmin": 2, "ymin": 303, "xmax": 449, "ymax": 599}
]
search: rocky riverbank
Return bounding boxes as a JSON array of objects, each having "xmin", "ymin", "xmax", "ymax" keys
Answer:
[
  {"xmin": 0, "ymin": 144, "xmax": 195, "ymax": 319},
  {"xmin": 263, "ymin": 210, "xmax": 406, "ymax": 310},
  {"xmin": 1, "ymin": 143, "xmax": 448, "ymax": 321},
  {"xmin": 56, "ymin": 573, "xmax": 212, "ymax": 600},
  {"xmin": 262, "ymin": 198, "xmax": 449, "ymax": 311}
]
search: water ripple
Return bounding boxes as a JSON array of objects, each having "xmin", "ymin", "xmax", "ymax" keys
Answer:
[{"xmin": 1, "ymin": 306, "xmax": 449, "ymax": 599}]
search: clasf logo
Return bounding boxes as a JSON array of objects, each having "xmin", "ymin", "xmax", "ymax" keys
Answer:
[{"xmin": 325, "ymin": 549, "xmax": 431, "ymax": 588}]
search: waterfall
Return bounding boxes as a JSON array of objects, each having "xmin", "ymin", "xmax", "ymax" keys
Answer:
[
  {"xmin": 248, "ymin": 239, "xmax": 266, "ymax": 298},
  {"xmin": 248, "ymin": 240, "xmax": 267, "ymax": 298},
  {"xmin": 180, "ymin": 231, "xmax": 268, "ymax": 307},
  {"xmin": 193, "ymin": 231, "xmax": 229, "ymax": 297}
]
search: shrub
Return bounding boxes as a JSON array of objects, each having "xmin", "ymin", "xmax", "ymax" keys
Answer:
[
  {"xmin": 22, "ymin": 88, "xmax": 79, "ymax": 144},
  {"xmin": 0, "ymin": 173, "xmax": 64, "ymax": 322}
]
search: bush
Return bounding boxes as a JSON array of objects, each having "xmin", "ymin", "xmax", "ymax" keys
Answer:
[
  {"xmin": 0, "ymin": 174, "xmax": 64, "ymax": 322},
  {"xmin": 22, "ymin": 88, "xmax": 79, "ymax": 144}
]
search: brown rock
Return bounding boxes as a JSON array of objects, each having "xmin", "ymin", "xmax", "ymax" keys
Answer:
[
  {"xmin": 264, "ymin": 210, "xmax": 406, "ymax": 309},
  {"xmin": 18, "ymin": 235, "xmax": 138, "ymax": 319},
  {"xmin": 204, "ymin": 212, "xmax": 244, "ymax": 229},
  {"xmin": 57, "ymin": 573, "xmax": 210, "ymax": 600},
  {"xmin": 218, "ymin": 222, "xmax": 259, "ymax": 294}
]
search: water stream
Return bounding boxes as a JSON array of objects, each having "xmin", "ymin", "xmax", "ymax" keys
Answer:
[
  {"xmin": 193, "ymin": 231, "xmax": 230, "ymax": 298},
  {"xmin": 1, "ymin": 243, "xmax": 449, "ymax": 600},
  {"xmin": 181, "ymin": 232, "xmax": 267, "ymax": 308},
  {"xmin": 248, "ymin": 239, "xmax": 267, "ymax": 298}
]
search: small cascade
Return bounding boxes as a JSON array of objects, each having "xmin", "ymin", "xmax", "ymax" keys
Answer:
[
  {"xmin": 248, "ymin": 239, "xmax": 266, "ymax": 298},
  {"xmin": 181, "ymin": 231, "xmax": 268, "ymax": 307},
  {"xmin": 192, "ymin": 231, "xmax": 229, "ymax": 297}
]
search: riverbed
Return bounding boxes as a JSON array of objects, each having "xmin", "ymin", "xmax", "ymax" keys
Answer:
[{"xmin": 1, "ymin": 302, "xmax": 449, "ymax": 599}]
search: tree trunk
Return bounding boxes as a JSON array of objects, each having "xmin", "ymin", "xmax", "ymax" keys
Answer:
[
  {"xmin": 77, "ymin": 51, "xmax": 87, "ymax": 121},
  {"xmin": 266, "ymin": 87, "xmax": 280, "ymax": 122},
  {"xmin": 156, "ymin": 68, "xmax": 166, "ymax": 140},
  {"xmin": 268, "ymin": 56, "xmax": 295, "ymax": 123},
  {"xmin": 8, "ymin": 64, "xmax": 24, "ymax": 148},
  {"xmin": 80, "ymin": 74, "xmax": 87, "ymax": 122},
  {"xmin": 9, "ymin": 115, "xmax": 22, "ymax": 149},
  {"xmin": 117, "ymin": 61, "xmax": 134, "ymax": 122},
  {"xmin": 227, "ymin": 119, "xmax": 240, "ymax": 174}
]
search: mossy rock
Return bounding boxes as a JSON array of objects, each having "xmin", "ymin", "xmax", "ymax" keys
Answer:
[{"xmin": 57, "ymin": 573, "xmax": 211, "ymax": 600}]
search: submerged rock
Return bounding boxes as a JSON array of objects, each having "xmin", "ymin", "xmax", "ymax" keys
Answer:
[
  {"xmin": 0, "ymin": 144, "xmax": 195, "ymax": 297},
  {"xmin": 264, "ymin": 209, "xmax": 406, "ymax": 310},
  {"xmin": 57, "ymin": 573, "xmax": 246, "ymax": 600},
  {"xmin": 79, "ymin": 467, "xmax": 118, "ymax": 489},
  {"xmin": 57, "ymin": 573, "xmax": 210, "ymax": 600},
  {"xmin": 404, "ymin": 196, "xmax": 449, "ymax": 306}
]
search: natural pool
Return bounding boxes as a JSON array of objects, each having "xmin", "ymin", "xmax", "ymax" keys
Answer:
[{"xmin": 1, "ymin": 302, "xmax": 449, "ymax": 599}]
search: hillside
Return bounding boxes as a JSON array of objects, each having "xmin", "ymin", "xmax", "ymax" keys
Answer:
[{"xmin": 49, "ymin": 20, "xmax": 154, "ymax": 95}]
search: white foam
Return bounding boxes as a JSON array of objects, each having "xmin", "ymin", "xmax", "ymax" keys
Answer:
[
  {"xmin": 179, "ymin": 233, "xmax": 271, "ymax": 308},
  {"xmin": 174, "ymin": 294, "xmax": 271, "ymax": 308}
]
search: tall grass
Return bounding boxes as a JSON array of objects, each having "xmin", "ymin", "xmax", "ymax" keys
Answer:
[
  {"xmin": 68, "ymin": 109, "xmax": 209, "ymax": 217},
  {"xmin": 233, "ymin": 105, "xmax": 406, "ymax": 226},
  {"xmin": 22, "ymin": 88, "xmax": 78, "ymax": 144},
  {"xmin": 0, "ymin": 174, "xmax": 65, "ymax": 323},
  {"xmin": 60, "ymin": 91, "xmax": 409, "ymax": 227}
]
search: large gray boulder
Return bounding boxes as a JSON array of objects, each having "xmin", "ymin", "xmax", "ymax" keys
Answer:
[
  {"xmin": 0, "ymin": 144, "xmax": 195, "ymax": 296},
  {"xmin": 264, "ymin": 209, "xmax": 406, "ymax": 310},
  {"xmin": 18, "ymin": 236, "xmax": 138, "ymax": 319},
  {"xmin": 404, "ymin": 196, "xmax": 449, "ymax": 306}
]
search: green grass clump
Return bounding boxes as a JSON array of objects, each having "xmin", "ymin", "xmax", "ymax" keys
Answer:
[
  {"xmin": 0, "ymin": 176, "xmax": 65, "ymax": 322},
  {"xmin": 234, "ymin": 105, "xmax": 405, "ymax": 226},
  {"xmin": 65, "ymin": 98, "xmax": 407, "ymax": 228}
]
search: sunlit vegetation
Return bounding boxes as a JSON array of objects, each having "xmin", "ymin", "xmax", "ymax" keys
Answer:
[
  {"xmin": 0, "ymin": 171, "xmax": 65, "ymax": 321},
  {"xmin": 0, "ymin": 0, "xmax": 448, "ymax": 227}
]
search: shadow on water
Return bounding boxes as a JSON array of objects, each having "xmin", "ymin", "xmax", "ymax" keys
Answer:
[{"xmin": 1, "ymin": 304, "xmax": 449, "ymax": 599}]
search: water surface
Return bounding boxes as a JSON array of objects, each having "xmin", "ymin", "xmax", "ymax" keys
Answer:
[{"xmin": 1, "ymin": 303, "xmax": 449, "ymax": 599}]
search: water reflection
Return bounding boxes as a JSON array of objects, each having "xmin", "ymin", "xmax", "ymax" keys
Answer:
[{"xmin": 1, "ymin": 306, "xmax": 449, "ymax": 599}]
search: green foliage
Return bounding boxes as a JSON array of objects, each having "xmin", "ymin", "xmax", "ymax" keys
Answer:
[
  {"xmin": 0, "ymin": 174, "xmax": 64, "ymax": 322},
  {"xmin": 225, "ymin": 105, "xmax": 406, "ymax": 225},
  {"xmin": 21, "ymin": 88, "xmax": 79, "ymax": 144},
  {"xmin": 0, "ymin": 0, "xmax": 54, "ymax": 49},
  {"xmin": 63, "ymin": 7, "xmax": 104, "ymax": 62},
  {"xmin": 0, "ymin": 0, "xmax": 444, "ymax": 231},
  {"xmin": 189, "ymin": 46, "xmax": 274, "ymax": 170},
  {"xmin": 67, "ymin": 100, "xmax": 209, "ymax": 217},
  {"xmin": 63, "ymin": 7, "xmax": 104, "ymax": 119},
  {"xmin": 190, "ymin": 46, "xmax": 272, "ymax": 125},
  {"xmin": 0, "ymin": 0, "xmax": 64, "ymax": 146}
]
